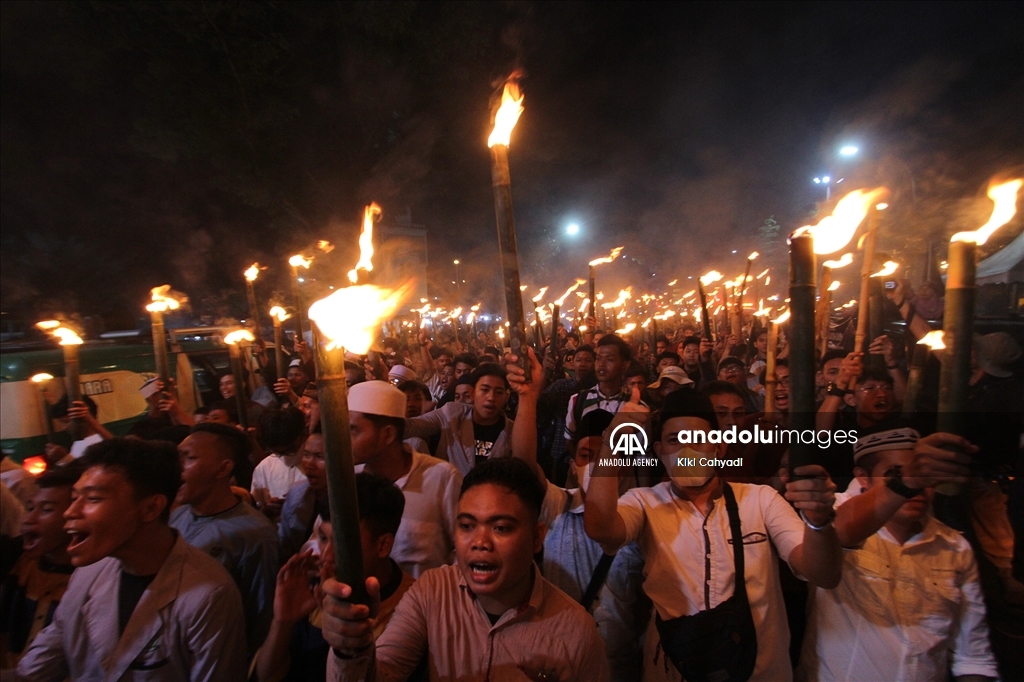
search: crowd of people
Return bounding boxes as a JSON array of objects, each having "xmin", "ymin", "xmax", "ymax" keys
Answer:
[{"xmin": 1, "ymin": 277, "xmax": 1022, "ymax": 681}]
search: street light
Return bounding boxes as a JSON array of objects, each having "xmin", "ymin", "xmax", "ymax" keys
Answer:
[
  {"xmin": 813, "ymin": 176, "xmax": 832, "ymax": 200},
  {"xmin": 839, "ymin": 145, "xmax": 859, "ymax": 157},
  {"xmin": 566, "ymin": 223, "xmax": 580, "ymax": 236}
]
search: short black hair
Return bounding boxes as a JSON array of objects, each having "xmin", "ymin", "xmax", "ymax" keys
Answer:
[
  {"xmin": 207, "ymin": 400, "xmax": 239, "ymax": 424},
  {"xmin": 355, "ymin": 472, "xmax": 405, "ymax": 539},
  {"xmin": 454, "ymin": 375, "xmax": 475, "ymax": 388},
  {"xmin": 36, "ymin": 465, "xmax": 83, "ymax": 490},
  {"xmin": 820, "ymin": 349, "xmax": 848, "ymax": 367},
  {"xmin": 574, "ymin": 344, "xmax": 595, "ymax": 359},
  {"xmin": 190, "ymin": 422, "xmax": 253, "ymax": 488},
  {"xmin": 397, "ymin": 380, "xmax": 431, "ymax": 401},
  {"xmin": 460, "ymin": 457, "xmax": 546, "ymax": 521},
  {"xmin": 702, "ymin": 380, "xmax": 746, "ymax": 401},
  {"xmin": 483, "ymin": 346, "xmax": 501, "ymax": 358},
  {"xmin": 577, "ymin": 409, "xmax": 614, "ymax": 440},
  {"xmin": 859, "ymin": 366, "xmax": 894, "ymax": 387},
  {"xmin": 656, "ymin": 351, "xmax": 681, "ymax": 365},
  {"xmin": 430, "ymin": 346, "xmax": 454, "ymax": 360},
  {"xmin": 77, "ymin": 438, "xmax": 181, "ymax": 522},
  {"xmin": 259, "ymin": 407, "xmax": 306, "ymax": 452},
  {"xmin": 469, "ymin": 363, "xmax": 508, "ymax": 389},
  {"xmin": 453, "ymin": 353, "xmax": 478, "ymax": 368},
  {"xmin": 655, "ymin": 389, "xmax": 718, "ymax": 440},
  {"xmin": 597, "ymin": 334, "xmax": 632, "ymax": 362},
  {"xmin": 656, "ymin": 335, "xmax": 672, "ymax": 346},
  {"xmin": 362, "ymin": 413, "xmax": 406, "ymax": 443},
  {"xmin": 682, "ymin": 335, "xmax": 701, "ymax": 349},
  {"xmin": 625, "ymin": 363, "xmax": 648, "ymax": 381},
  {"xmin": 51, "ymin": 394, "xmax": 98, "ymax": 419}
]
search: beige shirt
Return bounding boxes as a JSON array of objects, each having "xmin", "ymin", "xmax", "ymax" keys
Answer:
[
  {"xmin": 405, "ymin": 402, "xmax": 513, "ymax": 476},
  {"xmin": 327, "ymin": 563, "xmax": 610, "ymax": 682},
  {"xmin": 618, "ymin": 481, "xmax": 804, "ymax": 682}
]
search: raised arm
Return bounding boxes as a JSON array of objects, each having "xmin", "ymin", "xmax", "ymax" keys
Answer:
[{"xmin": 506, "ymin": 347, "xmax": 546, "ymax": 483}]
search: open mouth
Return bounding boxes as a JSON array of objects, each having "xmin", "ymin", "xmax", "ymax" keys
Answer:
[
  {"xmin": 468, "ymin": 561, "xmax": 500, "ymax": 583},
  {"xmin": 21, "ymin": 530, "xmax": 41, "ymax": 552},
  {"xmin": 66, "ymin": 529, "xmax": 90, "ymax": 554}
]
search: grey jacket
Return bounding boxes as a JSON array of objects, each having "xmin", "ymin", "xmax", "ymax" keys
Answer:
[{"xmin": 405, "ymin": 402, "xmax": 513, "ymax": 476}]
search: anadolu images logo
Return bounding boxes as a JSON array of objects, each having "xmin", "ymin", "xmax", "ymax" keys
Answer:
[{"xmin": 609, "ymin": 422, "xmax": 649, "ymax": 457}]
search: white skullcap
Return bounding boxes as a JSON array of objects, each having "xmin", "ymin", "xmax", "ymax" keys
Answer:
[
  {"xmin": 388, "ymin": 365, "xmax": 418, "ymax": 383},
  {"xmin": 852, "ymin": 427, "xmax": 920, "ymax": 463},
  {"xmin": 348, "ymin": 380, "xmax": 407, "ymax": 419}
]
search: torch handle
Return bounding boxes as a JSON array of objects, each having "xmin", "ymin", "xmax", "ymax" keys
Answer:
[
  {"xmin": 247, "ymin": 282, "xmax": 263, "ymax": 343},
  {"xmin": 788, "ymin": 234, "xmax": 817, "ymax": 474},
  {"xmin": 588, "ymin": 267, "xmax": 596, "ymax": 316},
  {"xmin": 64, "ymin": 344, "xmax": 84, "ymax": 441},
  {"xmin": 229, "ymin": 345, "xmax": 249, "ymax": 430},
  {"xmin": 490, "ymin": 144, "xmax": 530, "ymax": 381},
  {"xmin": 902, "ymin": 343, "xmax": 929, "ymax": 417},
  {"xmin": 292, "ymin": 267, "xmax": 306, "ymax": 344},
  {"xmin": 273, "ymin": 321, "xmax": 285, "ymax": 384},
  {"xmin": 816, "ymin": 266, "xmax": 833, "ymax": 358},
  {"xmin": 765, "ymin": 322, "xmax": 778, "ymax": 415},
  {"xmin": 151, "ymin": 312, "xmax": 170, "ymax": 386},
  {"xmin": 698, "ymin": 284, "xmax": 713, "ymax": 340},
  {"xmin": 855, "ymin": 214, "xmax": 879, "ymax": 355},
  {"xmin": 548, "ymin": 304, "xmax": 560, "ymax": 378}
]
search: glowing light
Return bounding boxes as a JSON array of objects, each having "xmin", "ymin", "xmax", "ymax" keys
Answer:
[
  {"xmin": 269, "ymin": 306, "xmax": 290, "ymax": 323},
  {"xmin": 488, "ymin": 79, "xmax": 524, "ymax": 148},
  {"xmin": 566, "ymin": 224, "xmax": 580, "ymax": 236},
  {"xmin": 531, "ymin": 287, "xmax": 549, "ymax": 304},
  {"xmin": 348, "ymin": 202, "xmax": 381, "ymax": 283},
  {"xmin": 870, "ymin": 261, "xmax": 899, "ymax": 278},
  {"xmin": 22, "ymin": 457, "xmax": 46, "ymax": 476},
  {"xmin": 589, "ymin": 246, "xmax": 624, "ymax": 267},
  {"xmin": 317, "ymin": 240, "xmax": 334, "ymax": 253},
  {"xmin": 615, "ymin": 323, "xmax": 637, "ymax": 335},
  {"xmin": 289, "ymin": 254, "xmax": 312, "ymax": 269},
  {"xmin": 244, "ymin": 263, "xmax": 261, "ymax": 282},
  {"xmin": 791, "ymin": 187, "xmax": 888, "ymax": 254},
  {"xmin": 951, "ymin": 179, "xmax": 1022, "ymax": 245},
  {"xmin": 224, "ymin": 329, "xmax": 255, "ymax": 345},
  {"xmin": 37, "ymin": 323, "xmax": 83, "ymax": 346},
  {"xmin": 839, "ymin": 145, "xmax": 859, "ymax": 157},
  {"xmin": 772, "ymin": 310, "xmax": 791, "ymax": 325},
  {"xmin": 554, "ymin": 279, "xmax": 586, "ymax": 306},
  {"xmin": 700, "ymin": 270, "xmax": 723, "ymax": 286},
  {"xmin": 822, "ymin": 253, "xmax": 854, "ymax": 269},
  {"xmin": 31, "ymin": 373, "xmax": 54, "ymax": 383},
  {"xmin": 308, "ymin": 281, "xmax": 414, "ymax": 354},
  {"xmin": 146, "ymin": 285, "xmax": 187, "ymax": 313},
  {"xmin": 747, "ymin": 251, "xmax": 760, "ymax": 260},
  {"xmin": 827, "ymin": 280, "xmax": 841, "ymax": 292},
  {"xmin": 667, "ymin": 279, "xmax": 678, "ymax": 286},
  {"xmin": 918, "ymin": 330, "xmax": 946, "ymax": 350}
]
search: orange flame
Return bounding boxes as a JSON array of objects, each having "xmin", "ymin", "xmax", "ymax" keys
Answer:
[
  {"xmin": 822, "ymin": 253, "xmax": 854, "ymax": 269},
  {"xmin": 918, "ymin": 330, "xmax": 946, "ymax": 350},
  {"xmin": 317, "ymin": 240, "xmax": 335, "ymax": 253},
  {"xmin": 870, "ymin": 261, "xmax": 899, "ymax": 278},
  {"xmin": 289, "ymin": 254, "xmax": 312, "ymax": 269},
  {"xmin": 827, "ymin": 280, "xmax": 841, "ymax": 292},
  {"xmin": 36, "ymin": 320, "xmax": 60, "ymax": 330},
  {"xmin": 667, "ymin": 279, "xmax": 678, "ymax": 286},
  {"xmin": 952, "ymin": 179, "xmax": 1022, "ymax": 245},
  {"xmin": 700, "ymin": 270, "xmax": 723, "ymax": 286},
  {"xmin": 31, "ymin": 372, "xmax": 54, "ymax": 383},
  {"xmin": 348, "ymin": 203, "xmax": 381, "ymax": 283},
  {"xmin": 589, "ymin": 246, "xmax": 624, "ymax": 267},
  {"xmin": 747, "ymin": 251, "xmax": 760, "ymax": 260},
  {"xmin": 22, "ymin": 456, "xmax": 47, "ymax": 476},
  {"xmin": 224, "ymin": 329, "xmax": 255, "ymax": 345},
  {"xmin": 755, "ymin": 268, "xmax": 770, "ymax": 280},
  {"xmin": 772, "ymin": 310, "xmax": 791, "ymax": 325},
  {"xmin": 792, "ymin": 187, "xmax": 888, "ymax": 254},
  {"xmin": 269, "ymin": 306, "xmax": 291, "ymax": 323},
  {"xmin": 146, "ymin": 285, "xmax": 187, "ymax": 313},
  {"xmin": 36, "ymin": 322, "xmax": 82, "ymax": 346},
  {"xmin": 554, "ymin": 279, "xmax": 586, "ymax": 306},
  {"xmin": 308, "ymin": 281, "xmax": 414, "ymax": 353},
  {"xmin": 615, "ymin": 323, "xmax": 637, "ymax": 335},
  {"xmin": 488, "ymin": 79, "xmax": 524, "ymax": 148},
  {"xmin": 244, "ymin": 263, "xmax": 260, "ymax": 282},
  {"xmin": 531, "ymin": 287, "xmax": 549, "ymax": 304}
]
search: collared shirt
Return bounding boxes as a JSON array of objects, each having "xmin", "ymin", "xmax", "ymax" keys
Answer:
[
  {"xmin": 618, "ymin": 481, "xmax": 804, "ymax": 682},
  {"xmin": 406, "ymin": 402, "xmax": 513, "ymax": 476},
  {"xmin": 327, "ymin": 563, "xmax": 610, "ymax": 681},
  {"xmin": 12, "ymin": 534, "xmax": 246, "ymax": 682},
  {"xmin": 798, "ymin": 515, "xmax": 998, "ymax": 682},
  {"xmin": 357, "ymin": 448, "xmax": 462, "ymax": 577},
  {"xmin": 251, "ymin": 452, "xmax": 306, "ymax": 500},
  {"xmin": 564, "ymin": 385, "xmax": 633, "ymax": 442}
]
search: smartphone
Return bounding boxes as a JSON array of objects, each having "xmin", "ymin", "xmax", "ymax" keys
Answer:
[{"xmin": 884, "ymin": 280, "xmax": 897, "ymax": 290}]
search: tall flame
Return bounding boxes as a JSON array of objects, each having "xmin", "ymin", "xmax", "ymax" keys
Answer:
[
  {"xmin": 244, "ymin": 263, "xmax": 260, "ymax": 282},
  {"xmin": 755, "ymin": 268, "xmax": 770, "ymax": 280},
  {"xmin": 615, "ymin": 323, "xmax": 637, "ymax": 335},
  {"xmin": 554, "ymin": 279, "xmax": 585, "ymax": 306},
  {"xmin": 667, "ymin": 279, "xmax": 678, "ymax": 286},
  {"xmin": 827, "ymin": 280, "xmax": 841, "ymax": 292},
  {"xmin": 792, "ymin": 187, "xmax": 888, "ymax": 254},
  {"xmin": 146, "ymin": 285, "xmax": 187, "ymax": 313},
  {"xmin": 870, "ymin": 261, "xmax": 899, "ymax": 278},
  {"xmin": 700, "ymin": 270, "xmax": 723, "ymax": 286},
  {"xmin": 747, "ymin": 251, "xmax": 760, "ymax": 260},
  {"xmin": 36, "ymin": 322, "xmax": 82, "ymax": 346},
  {"xmin": 951, "ymin": 179, "xmax": 1022, "ymax": 245},
  {"xmin": 224, "ymin": 329, "xmax": 255, "ymax": 345},
  {"xmin": 31, "ymin": 372, "xmax": 54, "ymax": 383},
  {"xmin": 531, "ymin": 286, "xmax": 549, "ymax": 304},
  {"xmin": 308, "ymin": 281, "xmax": 414, "ymax": 353},
  {"xmin": 488, "ymin": 79, "xmax": 524, "ymax": 148},
  {"xmin": 589, "ymin": 246, "xmax": 624, "ymax": 267},
  {"xmin": 289, "ymin": 254, "xmax": 312, "ymax": 269},
  {"xmin": 772, "ymin": 310, "xmax": 791, "ymax": 325},
  {"xmin": 348, "ymin": 202, "xmax": 382, "ymax": 283},
  {"xmin": 822, "ymin": 253, "xmax": 854, "ymax": 269},
  {"xmin": 269, "ymin": 306, "xmax": 291, "ymax": 323},
  {"xmin": 918, "ymin": 330, "xmax": 946, "ymax": 350}
]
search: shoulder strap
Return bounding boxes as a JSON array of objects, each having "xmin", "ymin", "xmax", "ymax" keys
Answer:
[
  {"xmin": 722, "ymin": 482, "xmax": 747, "ymax": 600},
  {"xmin": 580, "ymin": 553, "xmax": 615, "ymax": 611}
]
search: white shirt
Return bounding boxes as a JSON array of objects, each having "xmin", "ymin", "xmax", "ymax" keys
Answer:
[
  {"xmin": 69, "ymin": 433, "xmax": 104, "ymax": 459},
  {"xmin": 618, "ymin": 481, "xmax": 805, "ymax": 682},
  {"xmin": 426, "ymin": 372, "xmax": 445, "ymax": 402},
  {"xmin": 250, "ymin": 453, "xmax": 306, "ymax": 500},
  {"xmin": 357, "ymin": 448, "xmax": 462, "ymax": 577},
  {"xmin": 799, "ymin": 515, "xmax": 999, "ymax": 681}
]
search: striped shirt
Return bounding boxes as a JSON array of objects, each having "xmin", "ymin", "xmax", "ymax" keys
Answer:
[{"xmin": 563, "ymin": 385, "xmax": 635, "ymax": 442}]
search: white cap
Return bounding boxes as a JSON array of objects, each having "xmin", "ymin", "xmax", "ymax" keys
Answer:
[
  {"xmin": 388, "ymin": 365, "xmax": 418, "ymax": 383},
  {"xmin": 348, "ymin": 381, "xmax": 407, "ymax": 419},
  {"xmin": 139, "ymin": 377, "xmax": 162, "ymax": 399},
  {"xmin": 648, "ymin": 365, "xmax": 695, "ymax": 389}
]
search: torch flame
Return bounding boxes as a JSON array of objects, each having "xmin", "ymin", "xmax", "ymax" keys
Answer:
[
  {"xmin": 520, "ymin": 285, "xmax": 528, "ymax": 292},
  {"xmin": 36, "ymin": 320, "xmax": 60, "ymax": 330},
  {"xmin": 269, "ymin": 306, "xmax": 291, "ymax": 323},
  {"xmin": 244, "ymin": 263, "xmax": 260, "ymax": 282},
  {"xmin": 791, "ymin": 187, "xmax": 888, "ymax": 255},
  {"xmin": 531, "ymin": 287, "xmax": 549, "ymax": 304},
  {"xmin": 224, "ymin": 329, "xmax": 255, "ymax": 345},
  {"xmin": 951, "ymin": 179, "xmax": 1022, "ymax": 245},
  {"xmin": 31, "ymin": 373, "xmax": 54, "ymax": 383},
  {"xmin": 554, "ymin": 279, "xmax": 586, "ymax": 306},
  {"xmin": 488, "ymin": 79, "xmax": 524, "ymax": 148},
  {"xmin": 755, "ymin": 268, "xmax": 769, "ymax": 280},
  {"xmin": 747, "ymin": 251, "xmax": 759, "ymax": 260},
  {"xmin": 822, "ymin": 253, "xmax": 854, "ymax": 269},
  {"xmin": 700, "ymin": 270, "xmax": 723, "ymax": 286},
  {"xmin": 22, "ymin": 457, "xmax": 46, "ymax": 476},
  {"xmin": 870, "ymin": 261, "xmax": 899, "ymax": 278},
  {"xmin": 918, "ymin": 330, "xmax": 946, "ymax": 350},
  {"xmin": 146, "ymin": 285, "xmax": 187, "ymax": 313},
  {"xmin": 348, "ymin": 203, "xmax": 382, "ymax": 283},
  {"xmin": 308, "ymin": 281, "xmax": 414, "ymax": 354},
  {"xmin": 37, "ymin": 323, "xmax": 82, "ymax": 346},
  {"xmin": 289, "ymin": 254, "xmax": 312, "ymax": 269},
  {"xmin": 317, "ymin": 240, "xmax": 335, "ymax": 253},
  {"xmin": 772, "ymin": 310, "xmax": 791, "ymax": 325},
  {"xmin": 667, "ymin": 279, "xmax": 678, "ymax": 286},
  {"xmin": 615, "ymin": 323, "xmax": 637, "ymax": 335},
  {"xmin": 589, "ymin": 246, "xmax": 624, "ymax": 267},
  {"xmin": 827, "ymin": 280, "xmax": 841, "ymax": 291}
]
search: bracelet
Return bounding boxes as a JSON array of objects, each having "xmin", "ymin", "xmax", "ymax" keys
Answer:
[{"xmin": 799, "ymin": 509, "xmax": 835, "ymax": 531}]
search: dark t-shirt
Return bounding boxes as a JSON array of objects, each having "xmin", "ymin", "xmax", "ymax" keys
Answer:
[
  {"xmin": 473, "ymin": 420, "xmax": 505, "ymax": 467},
  {"xmin": 118, "ymin": 572, "xmax": 155, "ymax": 634}
]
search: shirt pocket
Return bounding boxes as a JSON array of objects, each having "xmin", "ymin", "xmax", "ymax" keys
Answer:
[{"xmin": 918, "ymin": 568, "xmax": 961, "ymax": 637}]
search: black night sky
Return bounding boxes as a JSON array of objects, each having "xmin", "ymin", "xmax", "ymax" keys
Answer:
[{"xmin": 2, "ymin": 1, "xmax": 1022, "ymax": 328}]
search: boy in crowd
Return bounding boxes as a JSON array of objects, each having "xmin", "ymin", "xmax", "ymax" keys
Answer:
[
  {"xmin": 7, "ymin": 438, "xmax": 246, "ymax": 681},
  {"xmin": 252, "ymin": 407, "xmax": 309, "ymax": 521}
]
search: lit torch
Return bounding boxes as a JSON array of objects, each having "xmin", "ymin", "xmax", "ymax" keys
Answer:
[
  {"xmin": 937, "ymin": 178, "xmax": 1021, "ymax": 491},
  {"xmin": 550, "ymin": 279, "xmax": 584, "ymax": 368},
  {"xmin": 244, "ymin": 263, "xmax": 264, "ymax": 343},
  {"xmin": 904, "ymin": 330, "xmax": 945, "ymax": 417},
  {"xmin": 735, "ymin": 251, "xmax": 759, "ymax": 336},
  {"xmin": 817, "ymin": 253, "xmax": 853, "ymax": 357},
  {"xmin": 531, "ymin": 287, "xmax": 549, "ymax": 346},
  {"xmin": 146, "ymin": 285, "xmax": 187, "ymax": 387},
  {"xmin": 36, "ymin": 322, "xmax": 84, "ymax": 440},
  {"xmin": 488, "ymin": 76, "xmax": 530, "ymax": 378},
  {"xmin": 289, "ymin": 254, "xmax": 312, "ymax": 344},
  {"xmin": 308, "ymin": 277, "xmax": 413, "ymax": 605},
  {"xmin": 224, "ymin": 330, "xmax": 254, "ymax": 429},
  {"xmin": 788, "ymin": 187, "xmax": 886, "ymax": 472},
  {"xmin": 31, "ymin": 372, "xmax": 56, "ymax": 445},
  {"xmin": 854, "ymin": 201, "xmax": 891, "ymax": 355},
  {"xmin": 698, "ymin": 270, "xmax": 722, "ymax": 340},
  {"xmin": 348, "ymin": 203, "xmax": 381, "ymax": 284},
  {"xmin": 764, "ymin": 310, "xmax": 790, "ymax": 416},
  {"xmin": 588, "ymin": 246, "xmax": 624, "ymax": 313},
  {"xmin": 269, "ymin": 306, "xmax": 291, "ymax": 384}
]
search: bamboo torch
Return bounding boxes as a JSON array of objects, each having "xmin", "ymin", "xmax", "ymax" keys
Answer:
[
  {"xmin": 788, "ymin": 188, "xmax": 886, "ymax": 472},
  {"xmin": 698, "ymin": 271, "xmax": 722, "ymax": 340},
  {"xmin": 36, "ymin": 322, "xmax": 84, "ymax": 441},
  {"xmin": 289, "ymin": 254, "xmax": 312, "ymax": 344},
  {"xmin": 936, "ymin": 179, "xmax": 1021, "ymax": 492},
  {"xmin": 817, "ymin": 254, "xmax": 852, "ymax": 357},
  {"xmin": 532, "ymin": 287, "xmax": 548, "ymax": 347},
  {"xmin": 244, "ymin": 263, "xmax": 264, "ymax": 343},
  {"xmin": 904, "ymin": 330, "xmax": 944, "ymax": 416},
  {"xmin": 146, "ymin": 285, "xmax": 186, "ymax": 387},
  {"xmin": 269, "ymin": 307, "xmax": 291, "ymax": 384},
  {"xmin": 31, "ymin": 373, "xmax": 56, "ymax": 444},
  {"xmin": 224, "ymin": 330, "xmax": 254, "ymax": 429},
  {"xmin": 764, "ymin": 310, "xmax": 789, "ymax": 416},
  {"xmin": 853, "ymin": 202, "xmax": 889, "ymax": 355},
  {"xmin": 488, "ymin": 78, "xmax": 530, "ymax": 377},
  {"xmin": 735, "ymin": 252, "xmax": 759, "ymax": 337},
  {"xmin": 588, "ymin": 247, "xmax": 624, "ymax": 321}
]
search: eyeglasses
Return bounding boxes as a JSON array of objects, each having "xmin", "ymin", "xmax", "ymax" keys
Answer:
[{"xmin": 856, "ymin": 384, "xmax": 893, "ymax": 394}]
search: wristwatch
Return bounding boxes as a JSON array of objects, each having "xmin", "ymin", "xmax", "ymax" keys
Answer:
[
  {"xmin": 826, "ymin": 382, "xmax": 849, "ymax": 398},
  {"xmin": 883, "ymin": 465, "xmax": 924, "ymax": 499}
]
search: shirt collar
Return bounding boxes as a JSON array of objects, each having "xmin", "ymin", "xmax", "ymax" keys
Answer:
[{"xmin": 458, "ymin": 563, "xmax": 544, "ymax": 630}]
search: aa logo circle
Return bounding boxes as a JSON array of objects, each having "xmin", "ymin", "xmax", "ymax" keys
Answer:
[{"xmin": 609, "ymin": 422, "xmax": 649, "ymax": 457}]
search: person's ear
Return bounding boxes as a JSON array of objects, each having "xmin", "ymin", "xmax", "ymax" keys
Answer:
[
  {"xmin": 533, "ymin": 522, "xmax": 547, "ymax": 554},
  {"xmin": 377, "ymin": 533, "xmax": 394, "ymax": 560},
  {"xmin": 140, "ymin": 493, "xmax": 168, "ymax": 524},
  {"xmin": 217, "ymin": 456, "xmax": 235, "ymax": 480},
  {"xmin": 380, "ymin": 424, "xmax": 398, "ymax": 448},
  {"xmin": 843, "ymin": 393, "xmax": 856, "ymax": 408},
  {"xmin": 853, "ymin": 466, "xmax": 871, "ymax": 491}
]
